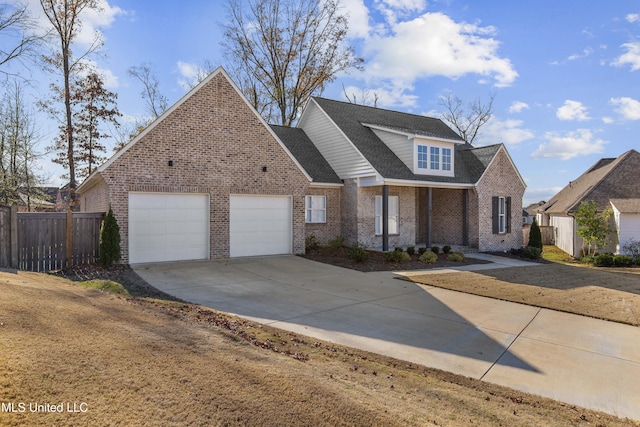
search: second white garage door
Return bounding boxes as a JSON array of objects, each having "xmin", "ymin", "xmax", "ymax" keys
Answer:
[{"xmin": 229, "ymin": 195, "xmax": 292, "ymax": 257}]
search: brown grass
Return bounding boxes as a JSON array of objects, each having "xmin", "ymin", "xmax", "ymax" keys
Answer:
[{"xmin": 1, "ymin": 270, "xmax": 638, "ymax": 426}]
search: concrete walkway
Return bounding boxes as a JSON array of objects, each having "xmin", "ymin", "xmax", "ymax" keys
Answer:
[{"xmin": 133, "ymin": 255, "xmax": 640, "ymax": 421}]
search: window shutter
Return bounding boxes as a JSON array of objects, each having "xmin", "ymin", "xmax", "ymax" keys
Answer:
[
  {"xmin": 492, "ymin": 196, "xmax": 499, "ymax": 234},
  {"xmin": 506, "ymin": 196, "xmax": 512, "ymax": 233}
]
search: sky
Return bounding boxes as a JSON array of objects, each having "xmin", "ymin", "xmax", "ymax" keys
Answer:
[{"xmin": 7, "ymin": 0, "xmax": 640, "ymax": 206}]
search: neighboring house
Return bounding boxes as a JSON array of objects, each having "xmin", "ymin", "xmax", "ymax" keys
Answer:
[
  {"xmin": 523, "ymin": 201, "xmax": 546, "ymax": 225},
  {"xmin": 610, "ymin": 199, "xmax": 640, "ymax": 254},
  {"xmin": 538, "ymin": 149, "xmax": 640, "ymax": 257},
  {"xmin": 77, "ymin": 67, "xmax": 525, "ymax": 264}
]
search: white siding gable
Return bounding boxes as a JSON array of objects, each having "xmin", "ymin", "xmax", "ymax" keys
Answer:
[
  {"xmin": 298, "ymin": 100, "xmax": 375, "ymax": 179},
  {"xmin": 371, "ymin": 128, "xmax": 413, "ymax": 167}
]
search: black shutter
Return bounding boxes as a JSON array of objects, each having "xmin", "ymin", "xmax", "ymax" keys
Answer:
[
  {"xmin": 492, "ymin": 196, "xmax": 499, "ymax": 234},
  {"xmin": 506, "ymin": 197, "xmax": 512, "ymax": 233}
]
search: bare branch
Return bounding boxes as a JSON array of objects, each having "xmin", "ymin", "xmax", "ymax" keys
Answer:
[{"xmin": 439, "ymin": 92, "xmax": 495, "ymax": 145}]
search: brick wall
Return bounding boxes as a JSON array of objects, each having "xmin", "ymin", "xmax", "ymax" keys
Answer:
[
  {"xmin": 80, "ymin": 71, "xmax": 310, "ymax": 262},
  {"xmin": 304, "ymin": 187, "xmax": 342, "ymax": 244},
  {"xmin": 340, "ymin": 179, "xmax": 359, "ymax": 245},
  {"xmin": 80, "ymin": 175, "xmax": 109, "ymax": 213},
  {"xmin": 476, "ymin": 147, "xmax": 525, "ymax": 252},
  {"xmin": 431, "ymin": 188, "xmax": 465, "ymax": 245}
]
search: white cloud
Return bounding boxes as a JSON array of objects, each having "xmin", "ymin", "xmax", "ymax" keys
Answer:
[
  {"xmin": 475, "ymin": 117, "xmax": 534, "ymax": 146},
  {"xmin": 556, "ymin": 100, "xmax": 590, "ymax": 121},
  {"xmin": 364, "ymin": 12, "xmax": 518, "ymax": 88},
  {"xmin": 567, "ymin": 47, "xmax": 594, "ymax": 61},
  {"xmin": 341, "ymin": 84, "xmax": 418, "ymax": 108},
  {"xmin": 610, "ymin": 96, "xmax": 640, "ymax": 120},
  {"xmin": 509, "ymin": 101, "xmax": 529, "ymax": 113},
  {"xmin": 531, "ymin": 129, "xmax": 606, "ymax": 160},
  {"xmin": 342, "ymin": 0, "xmax": 371, "ymax": 38},
  {"xmin": 602, "ymin": 116, "xmax": 614, "ymax": 124},
  {"xmin": 626, "ymin": 13, "xmax": 640, "ymax": 23},
  {"xmin": 612, "ymin": 41, "xmax": 640, "ymax": 71}
]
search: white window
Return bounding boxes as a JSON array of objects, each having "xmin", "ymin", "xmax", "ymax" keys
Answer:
[
  {"xmin": 498, "ymin": 197, "xmax": 506, "ymax": 234},
  {"xmin": 375, "ymin": 195, "xmax": 398, "ymax": 235},
  {"xmin": 305, "ymin": 195, "xmax": 326, "ymax": 223},
  {"xmin": 430, "ymin": 146, "xmax": 440, "ymax": 170},
  {"xmin": 415, "ymin": 143, "xmax": 454, "ymax": 176},
  {"xmin": 417, "ymin": 145, "xmax": 428, "ymax": 169},
  {"xmin": 442, "ymin": 148, "xmax": 451, "ymax": 171}
]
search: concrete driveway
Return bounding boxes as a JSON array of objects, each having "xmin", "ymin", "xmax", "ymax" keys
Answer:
[{"xmin": 133, "ymin": 255, "xmax": 640, "ymax": 421}]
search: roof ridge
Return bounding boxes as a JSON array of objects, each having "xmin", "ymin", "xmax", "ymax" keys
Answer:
[{"xmin": 312, "ymin": 96, "xmax": 443, "ymax": 122}]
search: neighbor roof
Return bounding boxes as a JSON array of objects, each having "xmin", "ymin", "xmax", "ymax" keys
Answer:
[
  {"xmin": 541, "ymin": 149, "xmax": 640, "ymax": 214},
  {"xmin": 610, "ymin": 198, "xmax": 640, "ymax": 214},
  {"xmin": 270, "ymin": 125, "xmax": 342, "ymax": 185},
  {"xmin": 310, "ymin": 97, "xmax": 503, "ymax": 184}
]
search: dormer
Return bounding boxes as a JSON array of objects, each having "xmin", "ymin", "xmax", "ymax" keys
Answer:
[{"xmin": 363, "ymin": 123, "xmax": 463, "ymax": 177}]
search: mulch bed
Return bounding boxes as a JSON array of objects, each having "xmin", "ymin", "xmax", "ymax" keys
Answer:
[{"xmin": 301, "ymin": 246, "xmax": 492, "ymax": 272}]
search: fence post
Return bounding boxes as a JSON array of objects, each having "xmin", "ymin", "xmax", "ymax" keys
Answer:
[
  {"xmin": 10, "ymin": 203, "xmax": 18, "ymax": 268},
  {"xmin": 66, "ymin": 210, "xmax": 73, "ymax": 268}
]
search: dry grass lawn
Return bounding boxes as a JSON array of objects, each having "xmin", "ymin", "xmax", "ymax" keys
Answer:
[{"xmin": 1, "ymin": 269, "xmax": 639, "ymax": 426}]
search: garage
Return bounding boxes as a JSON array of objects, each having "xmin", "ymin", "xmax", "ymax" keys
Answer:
[
  {"xmin": 229, "ymin": 195, "xmax": 292, "ymax": 257},
  {"xmin": 128, "ymin": 193, "xmax": 209, "ymax": 264}
]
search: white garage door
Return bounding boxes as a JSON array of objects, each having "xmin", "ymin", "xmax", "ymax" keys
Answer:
[
  {"xmin": 229, "ymin": 195, "xmax": 292, "ymax": 257},
  {"xmin": 129, "ymin": 193, "xmax": 209, "ymax": 264}
]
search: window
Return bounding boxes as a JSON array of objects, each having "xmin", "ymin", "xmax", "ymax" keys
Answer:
[
  {"xmin": 430, "ymin": 146, "xmax": 440, "ymax": 170},
  {"xmin": 492, "ymin": 196, "xmax": 511, "ymax": 234},
  {"xmin": 375, "ymin": 195, "xmax": 398, "ymax": 235},
  {"xmin": 498, "ymin": 197, "xmax": 506, "ymax": 233},
  {"xmin": 305, "ymin": 195, "xmax": 326, "ymax": 223},
  {"xmin": 417, "ymin": 145, "xmax": 428, "ymax": 169},
  {"xmin": 442, "ymin": 148, "xmax": 451, "ymax": 171}
]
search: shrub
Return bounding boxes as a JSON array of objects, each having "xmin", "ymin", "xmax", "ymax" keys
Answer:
[
  {"xmin": 419, "ymin": 250, "xmax": 438, "ymax": 264},
  {"xmin": 418, "ymin": 247, "xmax": 427, "ymax": 255},
  {"xmin": 528, "ymin": 218, "xmax": 543, "ymax": 250},
  {"xmin": 593, "ymin": 253, "xmax": 614, "ymax": 267},
  {"xmin": 442, "ymin": 245, "xmax": 452, "ymax": 254},
  {"xmin": 406, "ymin": 246, "xmax": 415, "ymax": 256},
  {"xmin": 431, "ymin": 246, "xmax": 440, "ymax": 254},
  {"xmin": 580, "ymin": 255, "xmax": 595, "ymax": 265},
  {"xmin": 522, "ymin": 246, "xmax": 542, "ymax": 260},
  {"xmin": 326, "ymin": 236, "xmax": 344, "ymax": 253},
  {"xmin": 613, "ymin": 255, "xmax": 633, "ymax": 267},
  {"xmin": 384, "ymin": 250, "xmax": 410, "ymax": 263},
  {"xmin": 305, "ymin": 235, "xmax": 320, "ymax": 252},
  {"xmin": 99, "ymin": 207, "xmax": 121, "ymax": 268},
  {"xmin": 622, "ymin": 238, "xmax": 640, "ymax": 263},
  {"xmin": 447, "ymin": 251, "xmax": 465, "ymax": 262},
  {"xmin": 394, "ymin": 247, "xmax": 403, "ymax": 252},
  {"xmin": 348, "ymin": 244, "xmax": 370, "ymax": 263}
]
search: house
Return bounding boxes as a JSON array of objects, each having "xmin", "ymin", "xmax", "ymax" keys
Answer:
[
  {"xmin": 538, "ymin": 149, "xmax": 640, "ymax": 257},
  {"xmin": 77, "ymin": 67, "xmax": 525, "ymax": 264},
  {"xmin": 523, "ymin": 201, "xmax": 546, "ymax": 225}
]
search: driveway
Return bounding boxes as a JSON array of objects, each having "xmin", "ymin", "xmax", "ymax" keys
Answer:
[{"xmin": 134, "ymin": 255, "xmax": 640, "ymax": 421}]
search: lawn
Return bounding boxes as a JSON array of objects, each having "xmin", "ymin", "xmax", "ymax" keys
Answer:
[{"xmin": 1, "ymin": 268, "xmax": 637, "ymax": 426}]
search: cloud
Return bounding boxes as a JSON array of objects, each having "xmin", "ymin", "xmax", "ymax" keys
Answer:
[
  {"xmin": 626, "ymin": 13, "xmax": 640, "ymax": 23},
  {"xmin": 610, "ymin": 96, "xmax": 640, "ymax": 120},
  {"xmin": 364, "ymin": 12, "xmax": 518, "ymax": 88},
  {"xmin": 475, "ymin": 117, "xmax": 534, "ymax": 146},
  {"xmin": 556, "ymin": 100, "xmax": 590, "ymax": 121},
  {"xmin": 342, "ymin": 0, "xmax": 371, "ymax": 38},
  {"xmin": 341, "ymin": 84, "xmax": 418, "ymax": 108},
  {"xmin": 567, "ymin": 47, "xmax": 594, "ymax": 61},
  {"xmin": 509, "ymin": 101, "xmax": 529, "ymax": 113},
  {"xmin": 612, "ymin": 41, "xmax": 640, "ymax": 71},
  {"xmin": 531, "ymin": 129, "xmax": 606, "ymax": 160}
]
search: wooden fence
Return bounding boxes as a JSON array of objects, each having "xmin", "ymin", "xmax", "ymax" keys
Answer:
[
  {"xmin": 0, "ymin": 204, "xmax": 18, "ymax": 268},
  {"xmin": 0, "ymin": 206, "xmax": 104, "ymax": 272},
  {"xmin": 522, "ymin": 224, "xmax": 555, "ymax": 246}
]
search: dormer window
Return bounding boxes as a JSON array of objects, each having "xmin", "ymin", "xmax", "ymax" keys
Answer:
[{"xmin": 414, "ymin": 142, "xmax": 454, "ymax": 176}]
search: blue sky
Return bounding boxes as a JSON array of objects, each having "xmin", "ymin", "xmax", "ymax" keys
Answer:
[{"xmin": 13, "ymin": 0, "xmax": 640, "ymax": 206}]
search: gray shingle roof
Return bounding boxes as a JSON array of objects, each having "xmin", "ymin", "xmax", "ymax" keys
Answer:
[
  {"xmin": 270, "ymin": 125, "xmax": 342, "ymax": 184},
  {"xmin": 312, "ymin": 97, "xmax": 501, "ymax": 184},
  {"xmin": 541, "ymin": 149, "xmax": 640, "ymax": 214},
  {"xmin": 610, "ymin": 198, "xmax": 640, "ymax": 213}
]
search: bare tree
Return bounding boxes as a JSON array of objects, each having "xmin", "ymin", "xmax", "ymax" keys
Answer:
[
  {"xmin": 40, "ymin": 0, "xmax": 103, "ymax": 208},
  {"xmin": 343, "ymin": 84, "xmax": 379, "ymax": 108},
  {"xmin": 439, "ymin": 92, "xmax": 495, "ymax": 145},
  {"xmin": 128, "ymin": 64, "xmax": 168, "ymax": 120},
  {"xmin": 221, "ymin": 0, "xmax": 363, "ymax": 126},
  {"xmin": 0, "ymin": 3, "xmax": 44, "ymax": 79}
]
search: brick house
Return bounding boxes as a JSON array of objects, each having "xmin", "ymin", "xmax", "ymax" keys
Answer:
[{"xmin": 77, "ymin": 67, "xmax": 525, "ymax": 263}]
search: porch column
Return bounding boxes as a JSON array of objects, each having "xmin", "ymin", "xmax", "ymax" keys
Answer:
[
  {"xmin": 425, "ymin": 187, "xmax": 432, "ymax": 248},
  {"xmin": 382, "ymin": 185, "xmax": 389, "ymax": 251},
  {"xmin": 462, "ymin": 189, "xmax": 469, "ymax": 246}
]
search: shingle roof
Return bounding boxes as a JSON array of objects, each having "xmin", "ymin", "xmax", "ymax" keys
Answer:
[
  {"xmin": 312, "ymin": 97, "xmax": 501, "ymax": 184},
  {"xmin": 270, "ymin": 125, "xmax": 342, "ymax": 184},
  {"xmin": 610, "ymin": 198, "xmax": 640, "ymax": 214},
  {"xmin": 541, "ymin": 149, "xmax": 640, "ymax": 214}
]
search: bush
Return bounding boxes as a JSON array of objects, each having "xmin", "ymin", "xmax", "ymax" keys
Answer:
[
  {"xmin": 305, "ymin": 235, "xmax": 320, "ymax": 252},
  {"xmin": 580, "ymin": 255, "xmax": 595, "ymax": 265},
  {"xmin": 593, "ymin": 253, "xmax": 614, "ymax": 267},
  {"xmin": 99, "ymin": 207, "xmax": 121, "ymax": 268},
  {"xmin": 348, "ymin": 244, "xmax": 370, "ymax": 263},
  {"xmin": 384, "ymin": 250, "xmax": 411, "ymax": 263},
  {"xmin": 522, "ymin": 246, "xmax": 542, "ymax": 260},
  {"xmin": 528, "ymin": 218, "xmax": 543, "ymax": 250},
  {"xmin": 418, "ymin": 247, "xmax": 427, "ymax": 255},
  {"xmin": 613, "ymin": 255, "xmax": 633, "ymax": 267},
  {"xmin": 406, "ymin": 246, "xmax": 415, "ymax": 256},
  {"xmin": 394, "ymin": 247, "xmax": 403, "ymax": 252},
  {"xmin": 622, "ymin": 238, "xmax": 640, "ymax": 263},
  {"xmin": 442, "ymin": 245, "xmax": 452, "ymax": 254},
  {"xmin": 447, "ymin": 251, "xmax": 465, "ymax": 262},
  {"xmin": 431, "ymin": 246, "xmax": 440, "ymax": 254},
  {"xmin": 326, "ymin": 236, "xmax": 344, "ymax": 253},
  {"xmin": 419, "ymin": 250, "xmax": 438, "ymax": 264}
]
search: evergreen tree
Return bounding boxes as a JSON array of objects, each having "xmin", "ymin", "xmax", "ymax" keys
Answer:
[
  {"xmin": 99, "ymin": 207, "xmax": 120, "ymax": 267},
  {"xmin": 528, "ymin": 217, "xmax": 543, "ymax": 250}
]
